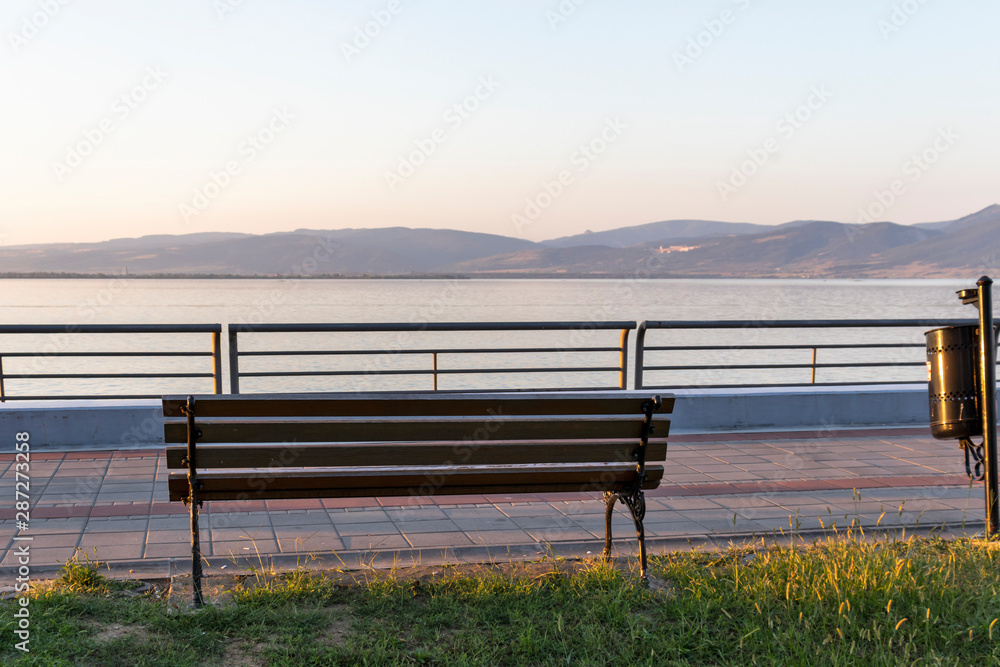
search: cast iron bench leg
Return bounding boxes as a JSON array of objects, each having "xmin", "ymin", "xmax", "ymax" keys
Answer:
[{"xmin": 601, "ymin": 489, "xmax": 649, "ymax": 585}]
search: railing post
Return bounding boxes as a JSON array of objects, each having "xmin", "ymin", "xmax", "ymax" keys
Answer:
[
  {"xmin": 634, "ymin": 322, "xmax": 648, "ymax": 390},
  {"xmin": 810, "ymin": 347, "xmax": 818, "ymax": 384},
  {"xmin": 211, "ymin": 331, "xmax": 222, "ymax": 394},
  {"xmin": 0, "ymin": 354, "xmax": 5, "ymax": 402},
  {"xmin": 432, "ymin": 351, "xmax": 438, "ymax": 391},
  {"xmin": 228, "ymin": 326, "xmax": 240, "ymax": 395},
  {"xmin": 618, "ymin": 328, "xmax": 630, "ymax": 390}
]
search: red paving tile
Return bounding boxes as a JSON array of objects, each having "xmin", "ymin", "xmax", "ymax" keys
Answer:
[
  {"xmin": 321, "ymin": 498, "xmax": 379, "ymax": 509},
  {"xmin": 265, "ymin": 499, "xmax": 323, "ymax": 511},
  {"xmin": 208, "ymin": 501, "xmax": 268, "ymax": 513},
  {"xmin": 90, "ymin": 504, "xmax": 150, "ymax": 517},
  {"xmin": 377, "ymin": 496, "xmax": 435, "ymax": 507},
  {"xmin": 433, "ymin": 495, "xmax": 489, "ymax": 505},
  {"xmin": 484, "ymin": 494, "xmax": 541, "ymax": 504}
]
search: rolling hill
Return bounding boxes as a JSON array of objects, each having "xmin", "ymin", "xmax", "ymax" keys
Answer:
[{"xmin": 1, "ymin": 206, "xmax": 997, "ymax": 278}]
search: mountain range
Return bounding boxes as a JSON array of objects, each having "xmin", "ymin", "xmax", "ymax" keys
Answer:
[{"xmin": 2, "ymin": 205, "xmax": 998, "ymax": 278}]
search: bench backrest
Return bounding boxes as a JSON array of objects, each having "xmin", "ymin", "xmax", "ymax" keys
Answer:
[{"xmin": 163, "ymin": 391, "xmax": 673, "ymax": 501}]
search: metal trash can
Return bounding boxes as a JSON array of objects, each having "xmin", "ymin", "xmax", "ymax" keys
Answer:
[{"xmin": 926, "ymin": 324, "xmax": 982, "ymax": 440}]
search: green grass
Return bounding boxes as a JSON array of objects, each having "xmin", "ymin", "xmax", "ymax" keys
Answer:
[{"xmin": 4, "ymin": 535, "xmax": 1000, "ymax": 665}]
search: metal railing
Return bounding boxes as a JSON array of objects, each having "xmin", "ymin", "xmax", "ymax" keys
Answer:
[
  {"xmin": 0, "ymin": 324, "xmax": 222, "ymax": 400},
  {"xmin": 634, "ymin": 319, "xmax": 995, "ymax": 390},
  {"xmin": 7, "ymin": 318, "xmax": 997, "ymax": 398},
  {"xmin": 227, "ymin": 322, "xmax": 635, "ymax": 394}
]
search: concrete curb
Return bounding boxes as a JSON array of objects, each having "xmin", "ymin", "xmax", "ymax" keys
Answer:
[{"xmin": 7, "ymin": 520, "xmax": 985, "ymax": 581}]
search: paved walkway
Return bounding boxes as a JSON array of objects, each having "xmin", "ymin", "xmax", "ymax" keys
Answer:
[{"xmin": 0, "ymin": 428, "xmax": 987, "ymax": 579}]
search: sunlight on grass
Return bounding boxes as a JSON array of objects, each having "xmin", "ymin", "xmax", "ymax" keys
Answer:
[{"xmin": 3, "ymin": 536, "xmax": 999, "ymax": 665}]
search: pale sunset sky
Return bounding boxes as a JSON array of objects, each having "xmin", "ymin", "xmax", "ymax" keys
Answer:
[{"xmin": 1, "ymin": 0, "xmax": 997, "ymax": 246}]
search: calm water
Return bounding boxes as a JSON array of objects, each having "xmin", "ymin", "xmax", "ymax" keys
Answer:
[{"xmin": 0, "ymin": 278, "xmax": 979, "ymax": 396}]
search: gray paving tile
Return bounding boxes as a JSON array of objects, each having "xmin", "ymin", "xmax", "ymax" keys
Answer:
[
  {"xmin": 659, "ymin": 498, "xmax": 726, "ymax": 511},
  {"xmin": 510, "ymin": 516, "xmax": 575, "ymax": 530},
  {"xmin": 12, "ymin": 534, "xmax": 81, "ymax": 549},
  {"xmin": 2, "ymin": 546, "xmax": 80, "ymax": 567},
  {"xmin": 496, "ymin": 503, "xmax": 559, "ymax": 517},
  {"xmin": 330, "ymin": 510, "xmax": 391, "ymax": 524},
  {"xmin": 18, "ymin": 518, "xmax": 89, "ymax": 532},
  {"xmin": 463, "ymin": 529, "xmax": 536, "ymax": 546},
  {"xmin": 335, "ymin": 522, "xmax": 401, "ymax": 537},
  {"xmin": 404, "ymin": 532, "xmax": 474, "ymax": 548},
  {"xmin": 211, "ymin": 528, "xmax": 274, "ymax": 543},
  {"xmin": 453, "ymin": 517, "xmax": 521, "ymax": 531},
  {"xmin": 209, "ymin": 513, "xmax": 271, "ymax": 529},
  {"xmin": 339, "ymin": 534, "xmax": 410, "ymax": 550},
  {"xmin": 267, "ymin": 511, "xmax": 335, "ymax": 525},
  {"xmin": 272, "ymin": 525, "xmax": 339, "ymax": 540},
  {"xmin": 212, "ymin": 539, "xmax": 280, "ymax": 558},
  {"xmin": 524, "ymin": 527, "xmax": 595, "ymax": 542},
  {"xmin": 385, "ymin": 507, "xmax": 450, "ymax": 521},
  {"xmin": 396, "ymin": 519, "xmax": 463, "ymax": 534},
  {"xmin": 144, "ymin": 543, "xmax": 194, "ymax": 559},
  {"xmin": 148, "ymin": 517, "xmax": 191, "ymax": 531},
  {"xmin": 84, "ymin": 518, "xmax": 150, "ymax": 533},
  {"xmin": 76, "ymin": 540, "xmax": 144, "ymax": 561},
  {"xmin": 278, "ymin": 536, "xmax": 344, "ymax": 553},
  {"xmin": 144, "ymin": 529, "xmax": 193, "ymax": 545}
]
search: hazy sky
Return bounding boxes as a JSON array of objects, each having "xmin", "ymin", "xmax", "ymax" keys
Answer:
[{"xmin": 2, "ymin": 1, "xmax": 997, "ymax": 246}]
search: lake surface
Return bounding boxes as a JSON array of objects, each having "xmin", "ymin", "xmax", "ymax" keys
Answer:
[{"xmin": 0, "ymin": 278, "xmax": 980, "ymax": 396}]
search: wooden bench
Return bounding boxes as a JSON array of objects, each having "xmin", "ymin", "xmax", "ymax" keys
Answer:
[{"xmin": 163, "ymin": 391, "xmax": 673, "ymax": 605}]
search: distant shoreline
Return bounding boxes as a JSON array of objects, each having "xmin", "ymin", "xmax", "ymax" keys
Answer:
[{"xmin": 0, "ymin": 271, "xmax": 967, "ymax": 280}]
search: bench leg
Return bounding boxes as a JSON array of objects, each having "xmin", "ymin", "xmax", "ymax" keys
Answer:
[
  {"xmin": 189, "ymin": 495, "xmax": 205, "ymax": 608},
  {"xmin": 601, "ymin": 491, "xmax": 617, "ymax": 563},
  {"xmin": 601, "ymin": 489, "xmax": 649, "ymax": 585}
]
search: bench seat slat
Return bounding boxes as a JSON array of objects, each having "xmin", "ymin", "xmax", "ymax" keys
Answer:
[
  {"xmin": 163, "ymin": 392, "xmax": 676, "ymax": 419},
  {"xmin": 165, "ymin": 440, "xmax": 668, "ymax": 469},
  {"xmin": 168, "ymin": 464, "xmax": 664, "ymax": 502},
  {"xmin": 163, "ymin": 416, "xmax": 670, "ymax": 444}
]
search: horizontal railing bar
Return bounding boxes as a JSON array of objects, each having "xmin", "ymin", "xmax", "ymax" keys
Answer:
[
  {"xmin": 238, "ymin": 346, "xmax": 622, "ymax": 357},
  {"xmin": 643, "ymin": 362, "xmax": 925, "ymax": 371},
  {"xmin": 0, "ymin": 324, "xmax": 222, "ymax": 334},
  {"xmin": 641, "ymin": 319, "xmax": 984, "ymax": 329},
  {"xmin": 639, "ymin": 381, "xmax": 928, "ymax": 390},
  {"xmin": 235, "ymin": 386, "xmax": 628, "ymax": 395},
  {"xmin": 643, "ymin": 343, "xmax": 924, "ymax": 351},
  {"xmin": 4, "ymin": 373, "xmax": 215, "ymax": 379},
  {"xmin": 0, "ymin": 351, "xmax": 212, "ymax": 358},
  {"xmin": 0, "ymin": 394, "xmax": 171, "ymax": 400},
  {"xmin": 240, "ymin": 366, "xmax": 621, "ymax": 378},
  {"xmin": 232, "ymin": 321, "xmax": 636, "ymax": 333}
]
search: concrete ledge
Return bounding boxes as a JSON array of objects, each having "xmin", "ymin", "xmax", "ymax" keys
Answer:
[
  {"xmin": 1, "ymin": 386, "xmax": 935, "ymax": 451},
  {"xmin": 668, "ymin": 384, "xmax": 930, "ymax": 434},
  {"xmin": 0, "ymin": 399, "xmax": 163, "ymax": 451}
]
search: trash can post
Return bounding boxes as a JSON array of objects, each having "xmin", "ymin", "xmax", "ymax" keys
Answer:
[
  {"xmin": 926, "ymin": 277, "xmax": 999, "ymax": 538},
  {"xmin": 976, "ymin": 276, "xmax": 999, "ymax": 538}
]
